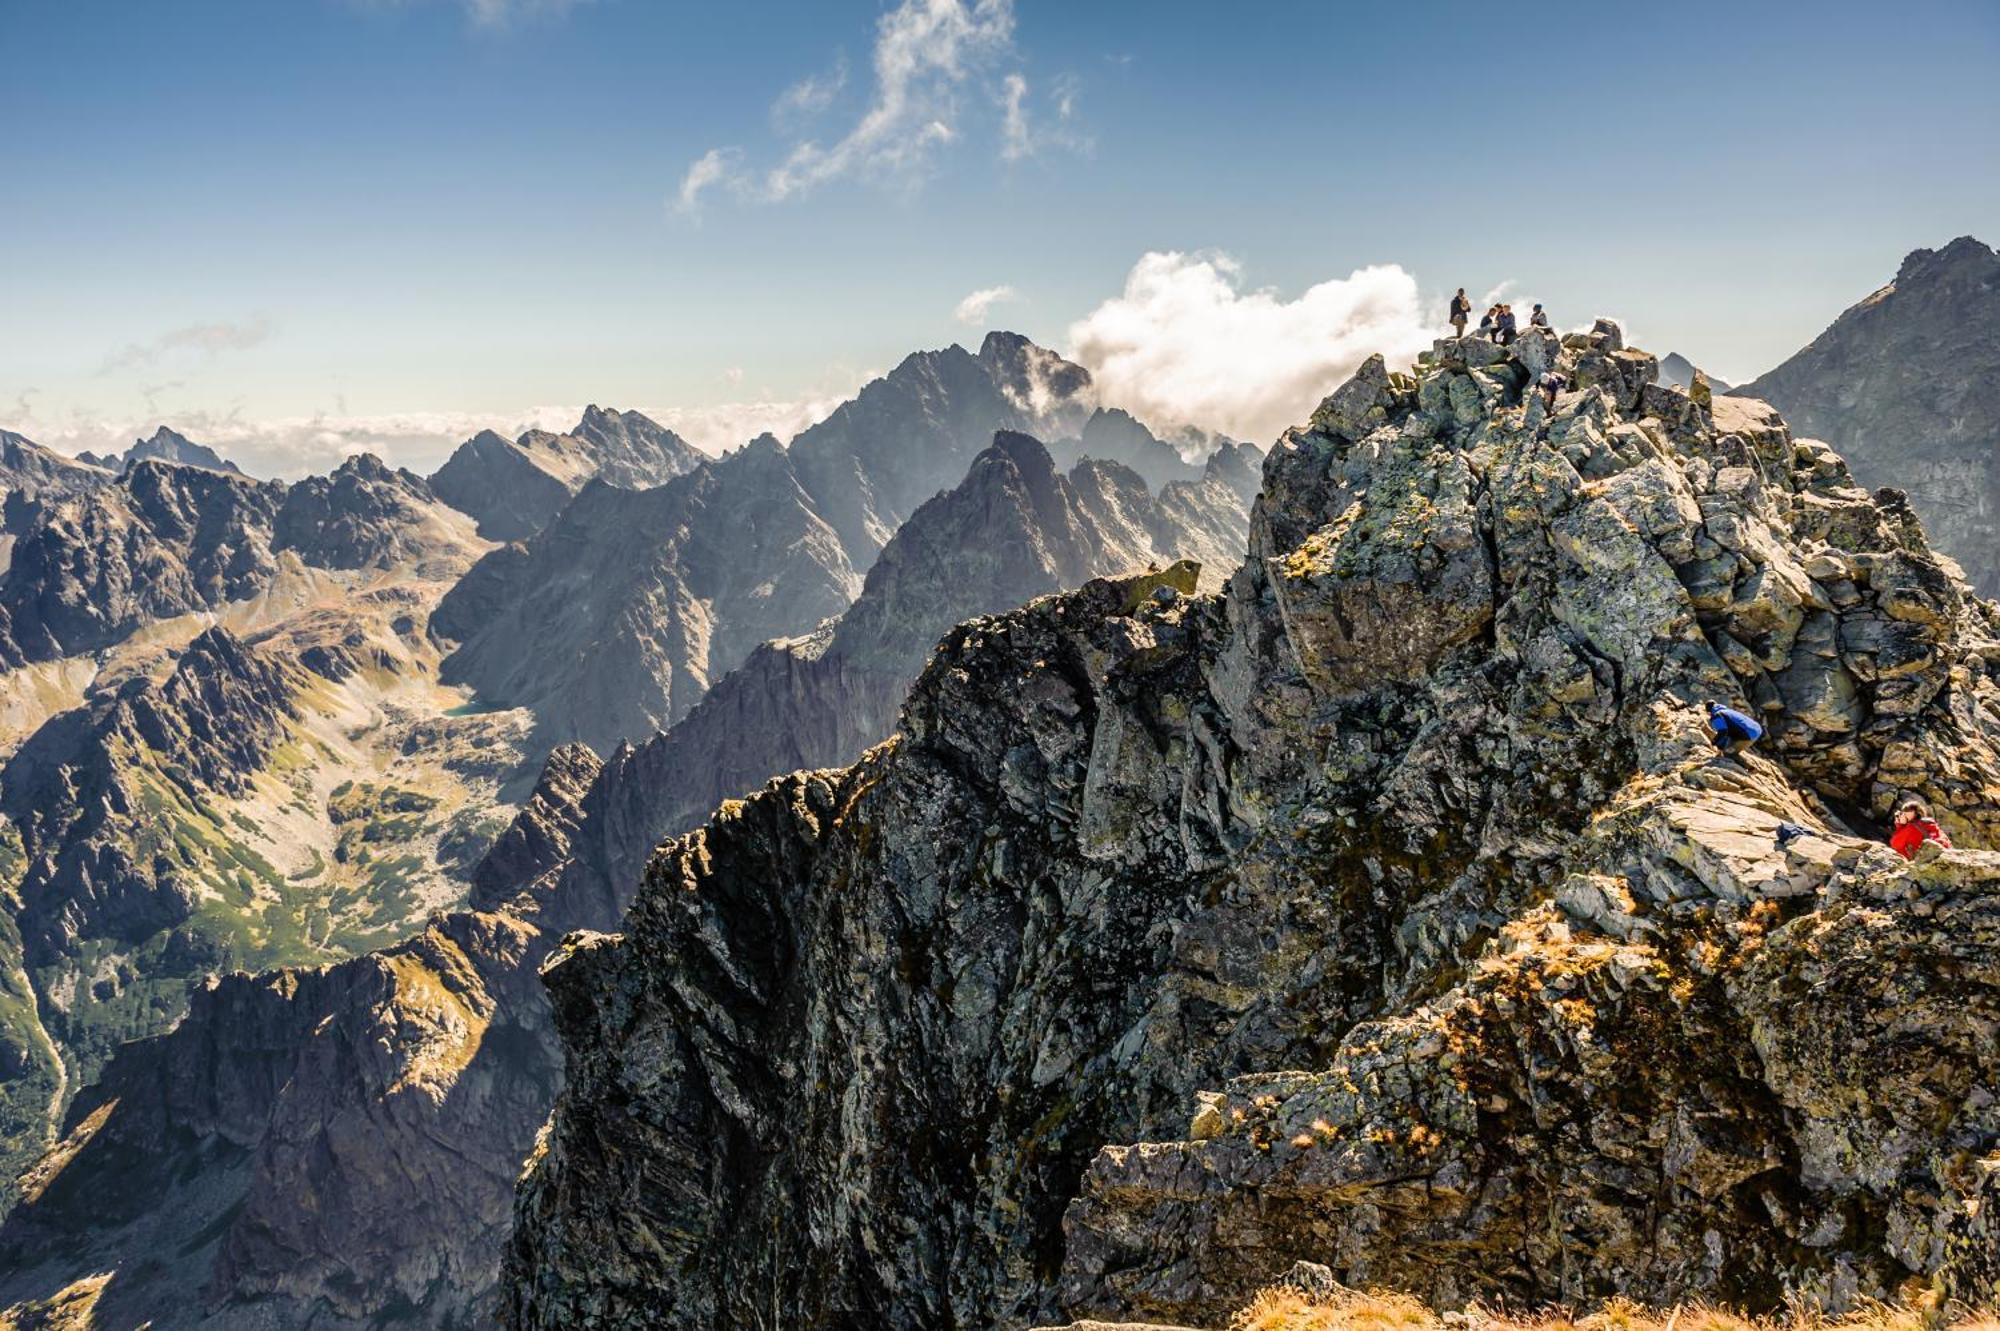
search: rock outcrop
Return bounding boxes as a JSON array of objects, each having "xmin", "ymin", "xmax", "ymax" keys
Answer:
[
  {"xmin": 505, "ymin": 320, "xmax": 2000, "ymax": 1328},
  {"xmin": 427, "ymin": 406, "xmax": 706, "ymax": 542},
  {"xmin": 1738, "ymin": 235, "xmax": 2000, "ymax": 592},
  {"xmin": 0, "ymin": 431, "xmax": 108, "ymax": 517}
]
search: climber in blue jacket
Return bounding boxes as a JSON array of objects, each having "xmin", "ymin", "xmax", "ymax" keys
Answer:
[{"xmin": 1707, "ymin": 701, "xmax": 1764, "ymax": 755}]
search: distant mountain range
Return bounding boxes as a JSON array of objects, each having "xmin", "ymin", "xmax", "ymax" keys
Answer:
[
  {"xmin": 431, "ymin": 334, "xmax": 1240, "ymax": 757},
  {"xmin": 78, "ymin": 424, "xmax": 245, "ymax": 477},
  {"xmin": 429, "ymin": 404, "xmax": 708, "ymax": 541}
]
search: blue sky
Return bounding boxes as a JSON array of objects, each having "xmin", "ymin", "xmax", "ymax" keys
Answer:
[{"xmin": 3, "ymin": 0, "xmax": 1996, "ymax": 474}]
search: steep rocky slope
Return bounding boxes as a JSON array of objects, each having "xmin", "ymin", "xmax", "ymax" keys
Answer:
[
  {"xmin": 1739, "ymin": 236, "xmax": 2000, "ymax": 592},
  {"xmin": 505, "ymin": 321, "xmax": 2000, "ymax": 1327},
  {"xmin": 80, "ymin": 425, "xmax": 246, "ymax": 476},
  {"xmin": 427, "ymin": 406, "xmax": 705, "ymax": 542},
  {"xmin": 433, "ymin": 336, "xmax": 1116, "ymax": 756},
  {"xmin": 0, "ymin": 433, "xmax": 108, "ymax": 511}
]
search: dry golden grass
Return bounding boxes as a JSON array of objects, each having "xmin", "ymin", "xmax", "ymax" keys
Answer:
[{"xmin": 1227, "ymin": 1288, "xmax": 2000, "ymax": 1331}]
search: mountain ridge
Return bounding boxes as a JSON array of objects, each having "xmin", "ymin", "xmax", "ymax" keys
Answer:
[{"xmin": 1736, "ymin": 234, "xmax": 2000, "ymax": 592}]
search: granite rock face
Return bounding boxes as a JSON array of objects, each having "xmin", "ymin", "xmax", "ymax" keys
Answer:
[
  {"xmin": 1738, "ymin": 236, "xmax": 2000, "ymax": 593},
  {"xmin": 505, "ymin": 320, "xmax": 2000, "ymax": 1328}
]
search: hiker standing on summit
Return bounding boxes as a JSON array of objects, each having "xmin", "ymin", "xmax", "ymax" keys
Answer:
[{"xmin": 1449, "ymin": 288, "xmax": 1471, "ymax": 338}]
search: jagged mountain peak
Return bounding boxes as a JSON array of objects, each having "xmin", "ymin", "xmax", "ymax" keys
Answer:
[
  {"xmin": 1896, "ymin": 232, "xmax": 1998, "ymax": 284},
  {"xmin": 102, "ymin": 424, "xmax": 249, "ymax": 476},
  {"xmin": 429, "ymin": 408, "xmax": 705, "ymax": 543}
]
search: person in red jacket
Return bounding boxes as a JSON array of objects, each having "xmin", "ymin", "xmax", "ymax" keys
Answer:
[{"xmin": 1889, "ymin": 798, "xmax": 1951, "ymax": 859}]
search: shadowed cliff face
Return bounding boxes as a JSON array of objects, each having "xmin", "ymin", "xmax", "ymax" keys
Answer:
[
  {"xmin": 505, "ymin": 322, "xmax": 2000, "ymax": 1329},
  {"xmin": 1740, "ymin": 236, "xmax": 2000, "ymax": 594}
]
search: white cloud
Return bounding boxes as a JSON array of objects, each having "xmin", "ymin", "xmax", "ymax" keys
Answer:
[
  {"xmin": 772, "ymin": 56, "xmax": 848, "ymax": 130},
  {"xmin": 360, "ymin": 0, "xmax": 592, "ymax": 29},
  {"xmin": 953, "ymin": 284, "xmax": 1020, "ymax": 325},
  {"xmin": 999, "ymin": 73, "xmax": 1030, "ymax": 161},
  {"xmin": 680, "ymin": 0, "xmax": 1058, "ymax": 209},
  {"xmin": 98, "ymin": 317, "xmax": 274, "ymax": 376},
  {"xmin": 11, "ymin": 381, "xmax": 870, "ymax": 482},
  {"xmin": 1066, "ymin": 251, "xmax": 1431, "ymax": 447},
  {"xmin": 674, "ymin": 147, "xmax": 739, "ymax": 216}
]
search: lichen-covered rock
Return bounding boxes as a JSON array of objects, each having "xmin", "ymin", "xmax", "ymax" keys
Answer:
[{"xmin": 505, "ymin": 320, "xmax": 2000, "ymax": 1329}]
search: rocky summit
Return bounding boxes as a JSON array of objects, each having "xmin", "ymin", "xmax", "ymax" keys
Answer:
[
  {"xmin": 1739, "ymin": 236, "xmax": 2000, "ymax": 594},
  {"xmin": 505, "ymin": 319, "xmax": 2000, "ymax": 1328}
]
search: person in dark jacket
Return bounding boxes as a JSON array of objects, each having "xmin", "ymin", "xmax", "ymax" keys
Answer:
[
  {"xmin": 1478, "ymin": 305, "xmax": 1498, "ymax": 337},
  {"xmin": 1706, "ymin": 701, "xmax": 1763, "ymax": 755},
  {"xmin": 1890, "ymin": 798, "xmax": 1952, "ymax": 859},
  {"xmin": 1496, "ymin": 305, "xmax": 1518, "ymax": 346},
  {"xmin": 1538, "ymin": 369, "xmax": 1566, "ymax": 412},
  {"xmin": 1450, "ymin": 289, "xmax": 1471, "ymax": 338}
]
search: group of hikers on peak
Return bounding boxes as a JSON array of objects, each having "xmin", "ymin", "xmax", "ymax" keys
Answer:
[
  {"xmin": 1448, "ymin": 288, "xmax": 1548, "ymax": 346},
  {"xmin": 1704, "ymin": 701, "xmax": 1952, "ymax": 860}
]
